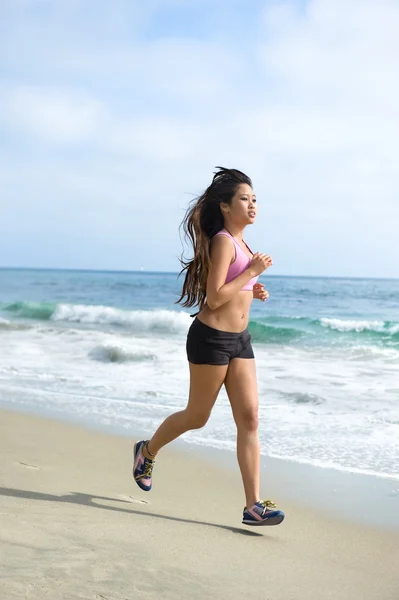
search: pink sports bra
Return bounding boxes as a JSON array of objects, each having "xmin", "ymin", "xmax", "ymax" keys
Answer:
[{"xmin": 214, "ymin": 229, "xmax": 259, "ymax": 291}]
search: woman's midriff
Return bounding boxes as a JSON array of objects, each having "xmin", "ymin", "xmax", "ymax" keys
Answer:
[{"xmin": 198, "ymin": 291, "xmax": 253, "ymax": 332}]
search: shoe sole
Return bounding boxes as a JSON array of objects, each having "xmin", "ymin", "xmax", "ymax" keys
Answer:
[
  {"xmin": 242, "ymin": 513, "xmax": 285, "ymax": 526},
  {"xmin": 132, "ymin": 442, "xmax": 152, "ymax": 492}
]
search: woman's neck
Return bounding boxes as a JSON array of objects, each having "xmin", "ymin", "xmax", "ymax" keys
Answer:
[{"xmin": 224, "ymin": 223, "xmax": 245, "ymax": 240}]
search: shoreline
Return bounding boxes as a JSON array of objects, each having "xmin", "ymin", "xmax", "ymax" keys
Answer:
[{"xmin": 2, "ymin": 402, "xmax": 399, "ymax": 533}]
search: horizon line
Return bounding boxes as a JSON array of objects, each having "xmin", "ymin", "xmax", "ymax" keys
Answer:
[{"xmin": 0, "ymin": 266, "xmax": 397, "ymax": 282}]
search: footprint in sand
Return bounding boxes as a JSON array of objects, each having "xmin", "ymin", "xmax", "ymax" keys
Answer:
[
  {"xmin": 15, "ymin": 461, "xmax": 41, "ymax": 470},
  {"xmin": 117, "ymin": 494, "xmax": 148, "ymax": 505},
  {"xmin": 89, "ymin": 495, "xmax": 148, "ymax": 510}
]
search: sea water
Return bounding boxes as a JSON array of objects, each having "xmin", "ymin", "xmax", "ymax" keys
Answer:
[{"xmin": 1, "ymin": 268, "xmax": 398, "ymax": 481}]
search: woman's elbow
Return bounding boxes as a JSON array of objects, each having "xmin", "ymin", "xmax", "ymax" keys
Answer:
[{"xmin": 206, "ymin": 295, "xmax": 221, "ymax": 311}]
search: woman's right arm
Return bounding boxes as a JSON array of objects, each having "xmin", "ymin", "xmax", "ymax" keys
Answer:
[{"xmin": 206, "ymin": 236, "xmax": 272, "ymax": 310}]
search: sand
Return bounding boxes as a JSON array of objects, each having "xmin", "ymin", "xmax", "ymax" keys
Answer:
[{"xmin": 1, "ymin": 408, "xmax": 398, "ymax": 600}]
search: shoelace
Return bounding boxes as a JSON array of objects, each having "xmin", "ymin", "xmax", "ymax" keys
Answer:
[
  {"xmin": 259, "ymin": 500, "xmax": 277, "ymax": 516},
  {"xmin": 142, "ymin": 457, "xmax": 154, "ymax": 478}
]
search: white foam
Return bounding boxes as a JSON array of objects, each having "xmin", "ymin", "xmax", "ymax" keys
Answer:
[
  {"xmin": 51, "ymin": 304, "xmax": 191, "ymax": 333},
  {"xmin": 349, "ymin": 345, "xmax": 399, "ymax": 362},
  {"xmin": 266, "ymin": 453, "xmax": 399, "ymax": 482},
  {"xmin": 89, "ymin": 343, "xmax": 157, "ymax": 363},
  {"xmin": 320, "ymin": 318, "xmax": 385, "ymax": 332},
  {"xmin": 1, "ymin": 319, "xmax": 399, "ymax": 481},
  {"xmin": 0, "ymin": 318, "xmax": 30, "ymax": 331}
]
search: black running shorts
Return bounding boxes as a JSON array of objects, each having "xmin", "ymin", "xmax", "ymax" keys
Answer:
[{"xmin": 186, "ymin": 318, "xmax": 254, "ymax": 365}]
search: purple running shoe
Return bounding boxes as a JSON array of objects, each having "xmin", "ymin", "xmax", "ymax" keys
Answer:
[
  {"xmin": 242, "ymin": 500, "xmax": 285, "ymax": 526},
  {"xmin": 133, "ymin": 440, "xmax": 155, "ymax": 492}
]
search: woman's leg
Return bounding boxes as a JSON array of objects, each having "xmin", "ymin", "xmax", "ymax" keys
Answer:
[
  {"xmin": 144, "ymin": 363, "xmax": 228, "ymax": 457},
  {"xmin": 224, "ymin": 358, "xmax": 260, "ymax": 508}
]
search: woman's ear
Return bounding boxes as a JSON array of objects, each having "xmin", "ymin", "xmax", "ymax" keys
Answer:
[{"xmin": 220, "ymin": 202, "xmax": 229, "ymax": 215}]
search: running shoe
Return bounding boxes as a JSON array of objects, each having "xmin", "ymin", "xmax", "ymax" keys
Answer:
[
  {"xmin": 133, "ymin": 440, "xmax": 155, "ymax": 491},
  {"xmin": 242, "ymin": 500, "xmax": 285, "ymax": 526}
]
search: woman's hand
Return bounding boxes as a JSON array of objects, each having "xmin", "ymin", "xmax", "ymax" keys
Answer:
[
  {"xmin": 253, "ymin": 283, "xmax": 270, "ymax": 302},
  {"xmin": 249, "ymin": 252, "xmax": 273, "ymax": 276}
]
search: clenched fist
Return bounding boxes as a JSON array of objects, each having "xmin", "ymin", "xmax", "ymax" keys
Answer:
[
  {"xmin": 252, "ymin": 283, "xmax": 270, "ymax": 302},
  {"xmin": 249, "ymin": 253, "xmax": 273, "ymax": 276}
]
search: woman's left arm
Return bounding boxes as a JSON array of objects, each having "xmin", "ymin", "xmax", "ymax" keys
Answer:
[{"xmin": 253, "ymin": 282, "xmax": 269, "ymax": 302}]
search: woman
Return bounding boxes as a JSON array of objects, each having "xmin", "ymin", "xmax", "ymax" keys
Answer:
[{"xmin": 133, "ymin": 167, "xmax": 284, "ymax": 526}]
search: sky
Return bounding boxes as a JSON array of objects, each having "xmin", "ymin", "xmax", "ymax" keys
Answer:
[{"xmin": 1, "ymin": 0, "xmax": 398, "ymax": 278}]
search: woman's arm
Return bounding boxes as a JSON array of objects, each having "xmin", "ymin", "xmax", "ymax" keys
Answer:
[{"xmin": 206, "ymin": 236, "xmax": 271, "ymax": 310}]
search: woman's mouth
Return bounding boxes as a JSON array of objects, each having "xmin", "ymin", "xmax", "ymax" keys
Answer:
[{"xmin": 248, "ymin": 211, "xmax": 256, "ymax": 218}]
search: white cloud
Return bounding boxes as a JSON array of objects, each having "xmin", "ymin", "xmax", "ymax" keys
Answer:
[
  {"xmin": 0, "ymin": 85, "xmax": 106, "ymax": 142},
  {"xmin": 261, "ymin": 0, "xmax": 399, "ymax": 114},
  {"xmin": 1, "ymin": 0, "xmax": 398, "ymax": 275}
]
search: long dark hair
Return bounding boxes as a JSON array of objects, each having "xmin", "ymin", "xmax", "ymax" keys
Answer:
[{"xmin": 176, "ymin": 166, "xmax": 253, "ymax": 310}]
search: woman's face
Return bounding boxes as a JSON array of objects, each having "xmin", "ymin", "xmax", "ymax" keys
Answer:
[{"xmin": 222, "ymin": 183, "xmax": 257, "ymax": 226}]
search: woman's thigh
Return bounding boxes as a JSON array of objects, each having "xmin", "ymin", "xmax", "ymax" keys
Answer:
[
  {"xmin": 186, "ymin": 362, "xmax": 229, "ymax": 419},
  {"xmin": 224, "ymin": 358, "xmax": 258, "ymax": 427}
]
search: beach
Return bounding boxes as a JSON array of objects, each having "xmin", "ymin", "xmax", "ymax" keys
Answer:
[{"xmin": 1, "ymin": 408, "xmax": 399, "ymax": 600}]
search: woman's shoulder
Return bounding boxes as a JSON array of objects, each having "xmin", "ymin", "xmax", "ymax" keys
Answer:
[
  {"xmin": 210, "ymin": 230, "xmax": 235, "ymax": 259},
  {"xmin": 212, "ymin": 229, "xmax": 232, "ymax": 245},
  {"xmin": 213, "ymin": 228, "xmax": 231, "ymax": 240}
]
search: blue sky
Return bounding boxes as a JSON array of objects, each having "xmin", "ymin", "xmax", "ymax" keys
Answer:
[{"xmin": 1, "ymin": 0, "xmax": 398, "ymax": 277}]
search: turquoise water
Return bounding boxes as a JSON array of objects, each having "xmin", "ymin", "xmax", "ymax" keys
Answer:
[
  {"xmin": 2, "ymin": 269, "xmax": 399, "ymax": 348},
  {"xmin": 1, "ymin": 268, "xmax": 398, "ymax": 480}
]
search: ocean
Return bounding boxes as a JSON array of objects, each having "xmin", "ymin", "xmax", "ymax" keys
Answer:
[{"xmin": 1, "ymin": 268, "xmax": 398, "ymax": 482}]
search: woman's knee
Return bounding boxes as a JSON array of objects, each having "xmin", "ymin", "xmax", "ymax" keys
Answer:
[
  {"xmin": 236, "ymin": 410, "xmax": 258, "ymax": 432},
  {"xmin": 184, "ymin": 409, "xmax": 210, "ymax": 430}
]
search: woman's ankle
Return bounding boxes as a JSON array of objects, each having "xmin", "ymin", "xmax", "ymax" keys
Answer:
[
  {"xmin": 143, "ymin": 440, "xmax": 157, "ymax": 459},
  {"xmin": 245, "ymin": 497, "xmax": 260, "ymax": 508}
]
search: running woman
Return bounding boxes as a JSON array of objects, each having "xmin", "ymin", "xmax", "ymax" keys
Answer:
[{"xmin": 133, "ymin": 167, "xmax": 285, "ymax": 526}]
